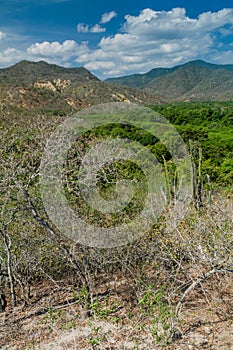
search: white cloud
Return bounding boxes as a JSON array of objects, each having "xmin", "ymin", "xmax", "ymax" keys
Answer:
[
  {"xmin": 77, "ymin": 23, "xmax": 90, "ymax": 33},
  {"xmin": 76, "ymin": 7, "xmax": 233, "ymax": 77},
  {"xmin": 0, "ymin": 39, "xmax": 90, "ymax": 68},
  {"xmin": 77, "ymin": 10, "xmax": 116, "ymax": 34},
  {"xmin": 196, "ymin": 8, "xmax": 233, "ymax": 30},
  {"xmin": 209, "ymin": 49, "xmax": 233, "ymax": 65},
  {"xmin": 27, "ymin": 40, "xmax": 89, "ymax": 59},
  {"xmin": 0, "ymin": 32, "xmax": 6, "ymax": 40},
  {"xmin": 77, "ymin": 23, "xmax": 106, "ymax": 33},
  {"xmin": 0, "ymin": 48, "xmax": 24, "ymax": 65},
  {"xmin": 0, "ymin": 8, "xmax": 232, "ymax": 77},
  {"xmin": 90, "ymin": 24, "xmax": 106, "ymax": 33},
  {"xmin": 100, "ymin": 11, "xmax": 117, "ymax": 24}
]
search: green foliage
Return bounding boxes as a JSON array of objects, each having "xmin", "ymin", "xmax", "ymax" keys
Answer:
[
  {"xmin": 138, "ymin": 286, "xmax": 176, "ymax": 344},
  {"xmin": 78, "ymin": 284, "xmax": 89, "ymax": 305},
  {"xmin": 152, "ymin": 101, "xmax": 233, "ymax": 185},
  {"xmin": 107, "ymin": 60, "xmax": 233, "ymax": 101},
  {"xmin": 88, "ymin": 337, "xmax": 100, "ymax": 346},
  {"xmin": 90, "ymin": 296, "xmax": 119, "ymax": 319}
]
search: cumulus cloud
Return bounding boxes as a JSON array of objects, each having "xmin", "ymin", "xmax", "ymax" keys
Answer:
[
  {"xmin": 27, "ymin": 40, "xmax": 89, "ymax": 60},
  {"xmin": 0, "ymin": 8, "xmax": 232, "ymax": 76},
  {"xmin": 77, "ymin": 7, "xmax": 233, "ymax": 77},
  {"xmin": 100, "ymin": 11, "xmax": 117, "ymax": 24},
  {"xmin": 0, "ymin": 39, "xmax": 90, "ymax": 67},
  {"xmin": 0, "ymin": 48, "xmax": 24, "ymax": 65}
]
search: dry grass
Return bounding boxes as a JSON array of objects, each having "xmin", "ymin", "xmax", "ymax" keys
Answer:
[{"xmin": 0, "ymin": 194, "xmax": 233, "ymax": 349}]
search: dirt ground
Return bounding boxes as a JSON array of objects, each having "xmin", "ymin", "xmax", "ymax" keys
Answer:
[{"xmin": 1, "ymin": 272, "xmax": 233, "ymax": 350}]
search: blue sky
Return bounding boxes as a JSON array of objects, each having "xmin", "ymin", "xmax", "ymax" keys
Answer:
[{"xmin": 0, "ymin": 0, "xmax": 232, "ymax": 78}]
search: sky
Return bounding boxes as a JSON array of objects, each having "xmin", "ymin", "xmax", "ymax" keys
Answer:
[{"xmin": 0, "ymin": 0, "xmax": 233, "ymax": 79}]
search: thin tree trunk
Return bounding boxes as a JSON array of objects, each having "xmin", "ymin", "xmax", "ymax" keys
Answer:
[
  {"xmin": 20, "ymin": 184, "xmax": 92, "ymax": 316},
  {"xmin": 1, "ymin": 226, "xmax": 16, "ymax": 308}
]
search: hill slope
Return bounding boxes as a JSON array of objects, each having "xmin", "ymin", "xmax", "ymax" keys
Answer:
[
  {"xmin": 106, "ymin": 60, "xmax": 233, "ymax": 101},
  {"xmin": 0, "ymin": 60, "xmax": 158, "ymax": 113},
  {"xmin": 105, "ymin": 67, "xmax": 173, "ymax": 89},
  {"xmin": 0, "ymin": 60, "xmax": 99, "ymax": 85}
]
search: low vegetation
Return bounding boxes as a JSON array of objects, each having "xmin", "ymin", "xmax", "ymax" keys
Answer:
[{"xmin": 0, "ymin": 63, "xmax": 233, "ymax": 349}]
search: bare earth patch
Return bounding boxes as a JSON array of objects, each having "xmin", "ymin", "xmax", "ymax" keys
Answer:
[{"xmin": 1, "ymin": 272, "xmax": 233, "ymax": 350}]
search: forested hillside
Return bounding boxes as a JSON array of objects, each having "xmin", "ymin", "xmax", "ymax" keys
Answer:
[
  {"xmin": 106, "ymin": 60, "xmax": 233, "ymax": 102},
  {"xmin": 152, "ymin": 101, "xmax": 233, "ymax": 184}
]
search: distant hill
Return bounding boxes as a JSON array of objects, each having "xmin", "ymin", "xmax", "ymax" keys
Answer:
[
  {"xmin": 105, "ymin": 67, "xmax": 173, "ymax": 90},
  {"xmin": 0, "ymin": 60, "xmax": 159, "ymax": 113},
  {"xmin": 0, "ymin": 60, "xmax": 99, "ymax": 85},
  {"xmin": 1, "ymin": 60, "xmax": 232, "ymax": 111},
  {"xmin": 105, "ymin": 60, "xmax": 233, "ymax": 101}
]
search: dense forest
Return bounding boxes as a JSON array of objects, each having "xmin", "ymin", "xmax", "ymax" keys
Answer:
[{"xmin": 152, "ymin": 101, "xmax": 233, "ymax": 185}]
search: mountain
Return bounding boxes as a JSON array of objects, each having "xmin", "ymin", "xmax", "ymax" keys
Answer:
[
  {"xmin": 1, "ymin": 60, "xmax": 232, "ymax": 112},
  {"xmin": 105, "ymin": 60, "xmax": 233, "ymax": 101},
  {"xmin": 0, "ymin": 60, "xmax": 99, "ymax": 85},
  {"xmin": 105, "ymin": 67, "xmax": 174, "ymax": 89},
  {"xmin": 0, "ymin": 60, "xmax": 158, "ymax": 113}
]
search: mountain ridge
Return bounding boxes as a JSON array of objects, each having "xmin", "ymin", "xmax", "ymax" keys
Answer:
[
  {"xmin": 1, "ymin": 59, "xmax": 232, "ymax": 106},
  {"xmin": 105, "ymin": 60, "xmax": 233, "ymax": 101},
  {"xmin": 0, "ymin": 60, "xmax": 100, "ymax": 85},
  {"xmin": 0, "ymin": 60, "xmax": 159, "ymax": 113}
]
